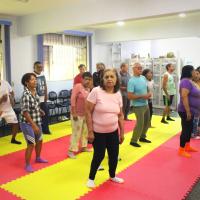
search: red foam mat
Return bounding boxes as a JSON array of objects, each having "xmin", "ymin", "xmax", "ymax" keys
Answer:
[
  {"xmin": 80, "ymin": 135, "xmax": 200, "ymax": 200},
  {"xmin": 0, "ymin": 120, "xmax": 134, "ymax": 185},
  {"xmin": 0, "ymin": 188, "xmax": 20, "ymax": 200}
]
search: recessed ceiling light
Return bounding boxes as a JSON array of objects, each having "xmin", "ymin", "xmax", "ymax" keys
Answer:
[
  {"xmin": 116, "ymin": 21, "xmax": 125, "ymax": 26},
  {"xmin": 178, "ymin": 13, "xmax": 186, "ymax": 18},
  {"xmin": 16, "ymin": 0, "xmax": 29, "ymax": 3}
]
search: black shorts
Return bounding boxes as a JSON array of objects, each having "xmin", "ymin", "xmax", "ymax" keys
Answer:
[{"xmin": 163, "ymin": 95, "xmax": 174, "ymax": 106}]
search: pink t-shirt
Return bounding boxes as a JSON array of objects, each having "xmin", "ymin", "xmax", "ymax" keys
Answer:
[
  {"xmin": 71, "ymin": 83, "xmax": 89, "ymax": 116},
  {"xmin": 87, "ymin": 86, "xmax": 123, "ymax": 133}
]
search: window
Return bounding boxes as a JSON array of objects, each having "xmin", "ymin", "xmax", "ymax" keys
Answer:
[{"xmin": 43, "ymin": 33, "xmax": 87, "ymax": 81}]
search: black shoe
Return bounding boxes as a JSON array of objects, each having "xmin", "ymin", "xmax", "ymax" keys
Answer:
[
  {"xmin": 166, "ymin": 117, "xmax": 175, "ymax": 121},
  {"xmin": 161, "ymin": 119, "xmax": 169, "ymax": 124},
  {"xmin": 11, "ymin": 139, "xmax": 22, "ymax": 145},
  {"xmin": 130, "ymin": 142, "xmax": 141, "ymax": 147},
  {"xmin": 139, "ymin": 138, "xmax": 151, "ymax": 143},
  {"xmin": 43, "ymin": 131, "xmax": 51, "ymax": 134}
]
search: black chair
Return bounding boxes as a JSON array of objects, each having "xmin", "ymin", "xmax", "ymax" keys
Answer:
[
  {"xmin": 48, "ymin": 91, "xmax": 59, "ymax": 122},
  {"xmin": 57, "ymin": 90, "xmax": 71, "ymax": 119}
]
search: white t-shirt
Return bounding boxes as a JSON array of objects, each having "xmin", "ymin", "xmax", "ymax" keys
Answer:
[
  {"xmin": 147, "ymin": 80, "xmax": 154, "ymax": 99},
  {"xmin": 0, "ymin": 80, "xmax": 13, "ymax": 112}
]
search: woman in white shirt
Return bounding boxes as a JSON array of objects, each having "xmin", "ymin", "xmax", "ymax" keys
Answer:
[{"xmin": 142, "ymin": 69, "xmax": 154, "ymax": 127}]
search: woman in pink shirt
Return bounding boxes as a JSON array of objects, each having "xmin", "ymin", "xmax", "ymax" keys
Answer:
[
  {"xmin": 68, "ymin": 72, "xmax": 93, "ymax": 158},
  {"xmin": 86, "ymin": 69, "xmax": 125, "ymax": 188}
]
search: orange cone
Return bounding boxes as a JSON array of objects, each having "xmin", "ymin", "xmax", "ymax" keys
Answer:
[
  {"xmin": 185, "ymin": 142, "xmax": 198, "ymax": 152},
  {"xmin": 178, "ymin": 147, "xmax": 191, "ymax": 158}
]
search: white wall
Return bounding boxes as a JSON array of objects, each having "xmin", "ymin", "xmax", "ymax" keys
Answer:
[
  {"xmin": 0, "ymin": 17, "xmax": 74, "ymax": 99},
  {"xmin": 11, "ymin": 35, "xmax": 37, "ymax": 99},
  {"xmin": 94, "ymin": 37, "xmax": 200, "ymax": 69},
  {"xmin": 92, "ymin": 44, "xmax": 112, "ymax": 70},
  {"xmin": 151, "ymin": 38, "xmax": 200, "ymax": 67},
  {"xmin": 0, "ymin": 16, "xmax": 37, "ymax": 99},
  {"xmin": 121, "ymin": 41, "xmax": 151, "ymax": 60}
]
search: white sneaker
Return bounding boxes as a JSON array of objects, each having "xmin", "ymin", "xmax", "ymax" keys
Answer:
[
  {"xmin": 67, "ymin": 151, "xmax": 76, "ymax": 159},
  {"xmin": 86, "ymin": 179, "xmax": 95, "ymax": 188},
  {"xmin": 97, "ymin": 165, "xmax": 104, "ymax": 171},
  {"xmin": 194, "ymin": 136, "xmax": 200, "ymax": 140},
  {"xmin": 110, "ymin": 177, "xmax": 124, "ymax": 184}
]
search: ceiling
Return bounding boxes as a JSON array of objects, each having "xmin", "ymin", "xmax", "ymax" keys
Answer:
[
  {"xmin": 0, "ymin": 0, "xmax": 74, "ymax": 16},
  {"xmin": 86, "ymin": 10, "xmax": 200, "ymax": 30},
  {"xmin": 1, "ymin": 0, "xmax": 200, "ymax": 36}
]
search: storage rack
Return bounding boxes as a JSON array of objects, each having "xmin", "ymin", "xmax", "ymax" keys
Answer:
[{"xmin": 129, "ymin": 57, "xmax": 179, "ymax": 110}]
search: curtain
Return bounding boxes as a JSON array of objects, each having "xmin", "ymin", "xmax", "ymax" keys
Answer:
[{"xmin": 43, "ymin": 33, "xmax": 87, "ymax": 81}]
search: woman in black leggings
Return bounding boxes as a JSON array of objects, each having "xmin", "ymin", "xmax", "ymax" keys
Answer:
[
  {"xmin": 85, "ymin": 69, "xmax": 124, "ymax": 188},
  {"xmin": 178, "ymin": 65, "xmax": 200, "ymax": 158}
]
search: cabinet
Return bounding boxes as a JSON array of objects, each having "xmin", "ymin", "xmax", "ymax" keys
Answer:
[
  {"xmin": 111, "ymin": 43, "xmax": 121, "ymax": 69},
  {"xmin": 129, "ymin": 57, "xmax": 153, "ymax": 75},
  {"xmin": 129, "ymin": 57, "xmax": 180, "ymax": 110},
  {"xmin": 152, "ymin": 58, "xmax": 179, "ymax": 110}
]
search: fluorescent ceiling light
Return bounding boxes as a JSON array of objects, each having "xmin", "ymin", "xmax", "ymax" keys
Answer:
[
  {"xmin": 116, "ymin": 21, "xmax": 125, "ymax": 26},
  {"xmin": 178, "ymin": 13, "xmax": 186, "ymax": 18}
]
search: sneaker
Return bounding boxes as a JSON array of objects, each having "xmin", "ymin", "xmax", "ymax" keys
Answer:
[
  {"xmin": 166, "ymin": 116, "xmax": 175, "ymax": 121},
  {"xmin": 35, "ymin": 157, "xmax": 48, "ymax": 163},
  {"xmin": 25, "ymin": 164, "xmax": 34, "ymax": 173},
  {"xmin": 43, "ymin": 131, "xmax": 51, "ymax": 134},
  {"xmin": 97, "ymin": 165, "xmax": 105, "ymax": 171},
  {"xmin": 194, "ymin": 136, "xmax": 200, "ymax": 140},
  {"xmin": 161, "ymin": 119, "xmax": 169, "ymax": 124},
  {"xmin": 11, "ymin": 138, "xmax": 22, "ymax": 144},
  {"xmin": 110, "ymin": 177, "xmax": 124, "ymax": 184},
  {"xmin": 139, "ymin": 138, "xmax": 151, "ymax": 143},
  {"xmin": 130, "ymin": 142, "xmax": 141, "ymax": 147},
  {"xmin": 81, "ymin": 147, "xmax": 92, "ymax": 152},
  {"xmin": 86, "ymin": 179, "xmax": 96, "ymax": 188},
  {"xmin": 67, "ymin": 151, "xmax": 76, "ymax": 159}
]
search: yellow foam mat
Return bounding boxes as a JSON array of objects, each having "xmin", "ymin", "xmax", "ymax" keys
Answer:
[
  {"xmin": 0, "ymin": 121, "xmax": 72, "ymax": 156},
  {"xmin": 1, "ymin": 116, "xmax": 181, "ymax": 200}
]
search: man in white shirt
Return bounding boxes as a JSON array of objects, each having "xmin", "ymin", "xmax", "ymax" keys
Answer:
[
  {"xmin": 161, "ymin": 63, "xmax": 176, "ymax": 124},
  {"xmin": 33, "ymin": 61, "xmax": 51, "ymax": 134},
  {"xmin": 0, "ymin": 73, "xmax": 21, "ymax": 144}
]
